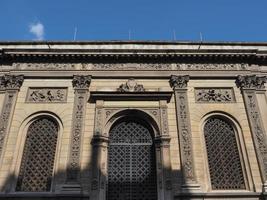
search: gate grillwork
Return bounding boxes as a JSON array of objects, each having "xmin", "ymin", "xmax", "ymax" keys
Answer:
[
  {"xmin": 16, "ymin": 117, "xmax": 58, "ymax": 192},
  {"xmin": 204, "ymin": 117, "xmax": 245, "ymax": 190},
  {"xmin": 108, "ymin": 119, "xmax": 157, "ymax": 200}
]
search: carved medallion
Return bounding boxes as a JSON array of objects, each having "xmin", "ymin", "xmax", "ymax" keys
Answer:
[{"xmin": 117, "ymin": 78, "xmax": 145, "ymax": 92}]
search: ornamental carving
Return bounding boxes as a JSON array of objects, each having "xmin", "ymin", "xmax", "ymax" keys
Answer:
[
  {"xmin": 0, "ymin": 92, "xmax": 16, "ymax": 156},
  {"xmin": 72, "ymin": 75, "xmax": 91, "ymax": 89},
  {"xmin": 9, "ymin": 62, "xmax": 250, "ymax": 71},
  {"xmin": 66, "ymin": 76, "xmax": 91, "ymax": 182},
  {"xmin": 169, "ymin": 75, "xmax": 189, "ymax": 89},
  {"xmin": 26, "ymin": 88, "xmax": 67, "ymax": 103},
  {"xmin": 245, "ymin": 93, "xmax": 267, "ymax": 177},
  {"xmin": 117, "ymin": 78, "xmax": 145, "ymax": 92},
  {"xmin": 0, "ymin": 74, "xmax": 24, "ymax": 90},
  {"xmin": 236, "ymin": 75, "xmax": 267, "ymax": 90},
  {"xmin": 195, "ymin": 88, "xmax": 235, "ymax": 103}
]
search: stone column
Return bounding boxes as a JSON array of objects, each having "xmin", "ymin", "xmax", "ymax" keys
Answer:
[
  {"xmin": 236, "ymin": 75, "xmax": 267, "ymax": 191},
  {"xmin": 155, "ymin": 135, "xmax": 172, "ymax": 200},
  {"xmin": 90, "ymin": 100, "xmax": 109, "ymax": 200},
  {"xmin": 0, "ymin": 75, "xmax": 23, "ymax": 161},
  {"xmin": 63, "ymin": 75, "xmax": 91, "ymax": 192},
  {"xmin": 169, "ymin": 75, "xmax": 200, "ymax": 192}
]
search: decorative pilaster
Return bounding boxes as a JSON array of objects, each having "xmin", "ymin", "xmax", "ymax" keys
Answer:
[
  {"xmin": 0, "ymin": 75, "xmax": 23, "ymax": 160},
  {"xmin": 236, "ymin": 75, "xmax": 267, "ymax": 191},
  {"xmin": 63, "ymin": 75, "xmax": 91, "ymax": 192},
  {"xmin": 169, "ymin": 75, "xmax": 200, "ymax": 192}
]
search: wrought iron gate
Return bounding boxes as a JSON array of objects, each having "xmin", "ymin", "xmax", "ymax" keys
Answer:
[{"xmin": 107, "ymin": 119, "xmax": 157, "ymax": 200}]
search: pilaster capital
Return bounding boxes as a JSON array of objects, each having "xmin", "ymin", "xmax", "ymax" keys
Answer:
[
  {"xmin": 236, "ymin": 75, "xmax": 266, "ymax": 90},
  {"xmin": 0, "ymin": 74, "xmax": 24, "ymax": 90},
  {"xmin": 169, "ymin": 75, "xmax": 189, "ymax": 90},
  {"xmin": 72, "ymin": 75, "xmax": 92, "ymax": 90}
]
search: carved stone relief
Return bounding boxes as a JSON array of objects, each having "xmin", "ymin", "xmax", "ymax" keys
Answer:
[
  {"xmin": 0, "ymin": 74, "xmax": 24, "ymax": 90},
  {"xmin": 0, "ymin": 75, "xmax": 24, "ymax": 158},
  {"xmin": 117, "ymin": 78, "xmax": 145, "ymax": 92},
  {"xmin": 66, "ymin": 75, "xmax": 91, "ymax": 183},
  {"xmin": 195, "ymin": 88, "xmax": 235, "ymax": 103},
  {"xmin": 170, "ymin": 75, "xmax": 197, "ymax": 184},
  {"xmin": 9, "ymin": 62, "xmax": 250, "ymax": 71},
  {"xmin": 236, "ymin": 75, "xmax": 267, "ymax": 90},
  {"xmin": 26, "ymin": 88, "xmax": 67, "ymax": 103},
  {"xmin": 236, "ymin": 75, "xmax": 267, "ymax": 180}
]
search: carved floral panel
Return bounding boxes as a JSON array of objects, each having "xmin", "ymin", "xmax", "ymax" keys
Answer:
[
  {"xmin": 195, "ymin": 88, "xmax": 235, "ymax": 103},
  {"xmin": 26, "ymin": 88, "xmax": 67, "ymax": 103}
]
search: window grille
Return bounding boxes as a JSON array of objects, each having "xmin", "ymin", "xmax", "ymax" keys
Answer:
[
  {"xmin": 107, "ymin": 119, "xmax": 157, "ymax": 200},
  {"xmin": 204, "ymin": 117, "xmax": 245, "ymax": 190},
  {"xmin": 16, "ymin": 117, "xmax": 58, "ymax": 192}
]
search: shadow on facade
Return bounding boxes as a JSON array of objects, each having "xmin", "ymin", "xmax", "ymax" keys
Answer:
[{"xmin": 0, "ymin": 137, "xmax": 187, "ymax": 200}]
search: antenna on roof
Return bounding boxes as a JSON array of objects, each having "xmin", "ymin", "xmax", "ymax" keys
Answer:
[
  {"xmin": 173, "ymin": 30, "xmax": 176, "ymax": 41},
  {"xmin": 128, "ymin": 30, "xmax": 131, "ymax": 40},
  {"xmin": 198, "ymin": 32, "xmax": 203, "ymax": 50},
  {"xmin": 73, "ymin": 27, "xmax": 77, "ymax": 41}
]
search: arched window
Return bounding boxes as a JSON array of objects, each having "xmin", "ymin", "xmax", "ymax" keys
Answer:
[
  {"xmin": 16, "ymin": 117, "xmax": 58, "ymax": 192},
  {"xmin": 204, "ymin": 117, "xmax": 245, "ymax": 190}
]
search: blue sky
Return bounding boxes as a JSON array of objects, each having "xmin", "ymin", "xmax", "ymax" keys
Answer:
[{"xmin": 1, "ymin": 0, "xmax": 267, "ymax": 42}]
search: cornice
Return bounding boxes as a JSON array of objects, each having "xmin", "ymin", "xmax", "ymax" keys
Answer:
[{"xmin": 1, "ymin": 48, "xmax": 266, "ymax": 63}]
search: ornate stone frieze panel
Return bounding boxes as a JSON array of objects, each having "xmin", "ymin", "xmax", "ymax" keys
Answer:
[
  {"xmin": 26, "ymin": 88, "xmax": 67, "ymax": 103},
  {"xmin": 9, "ymin": 62, "xmax": 250, "ymax": 71},
  {"xmin": 170, "ymin": 75, "xmax": 198, "ymax": 187},
  {"xmin": 236, "ymin": 75, "xmax": 267, "ymax": 182},
  {"xmin": 66, "ymin": 75, "xmax": 91, "ymax": 185},
  {"xmin": 117, "ymin": 78, "xmax": 145, "ymax": 92},
  {"xmin": 0, "ymin": 75, "xmax": 23, "ymax": 158},
  {"xmin": 195, "ymin": 88, "xmax": 235, "ymax": 103},
  {"xmin": 175, "ymin": 63, "xmax": 249, "ymax": 70}
]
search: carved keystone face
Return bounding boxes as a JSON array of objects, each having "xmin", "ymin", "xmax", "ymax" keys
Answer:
[{"xmin": 126, "ymin": 78, "xmax": 137, "ymax": 92}]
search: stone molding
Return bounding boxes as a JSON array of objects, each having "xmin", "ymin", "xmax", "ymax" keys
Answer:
[
  {"xmin": 170, "ymin": 75, "xmax": 200, "ymax": 191},
  {"xmin": 7, "ymin": 62, "xmax": 250, "ymax": 71},
  {"xmin": 195, "ymin": 88, "xmax": 235, "ymax": 103}
]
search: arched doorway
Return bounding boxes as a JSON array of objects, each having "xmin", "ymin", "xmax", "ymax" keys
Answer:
[{"xmin": 107, "ymin": 117, "xmax": 158, "ymax": 200}]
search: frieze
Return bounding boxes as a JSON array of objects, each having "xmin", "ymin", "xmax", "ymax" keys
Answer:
[
  {"xmin": 117, "ymin": 78, "xmax": 145, "ymax": 92},
  {"xmin": 26, "ymin": 88, "xmax": 67, "ymax": 103},
  {"xmin": 9, "ymin": 62, "xmax": 250, "ymax": 71},
  {"xmin": 195, "ymin": 88, "xmax": 235, "ymax": 103}
]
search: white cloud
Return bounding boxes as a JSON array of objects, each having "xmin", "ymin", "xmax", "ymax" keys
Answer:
[{"xmin": 29, "ymin": 22, "xmax": 44, "ymax": 40}]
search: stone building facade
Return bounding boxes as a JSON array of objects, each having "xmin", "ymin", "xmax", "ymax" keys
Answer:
[{"xmin": 0, "ymin": 41, "xmax": 267, "ymax": 200}]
